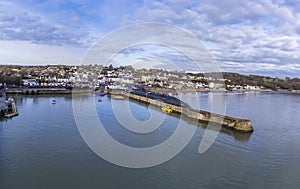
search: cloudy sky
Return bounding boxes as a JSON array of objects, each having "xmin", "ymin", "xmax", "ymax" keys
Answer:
[{"xmin": 0, "ymin": 0, "xmax": 300, "ymax": 77}]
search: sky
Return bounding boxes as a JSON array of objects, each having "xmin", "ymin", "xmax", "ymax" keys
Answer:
[{"xmin": 0, "ymin": 0, "xmax": 300, "ymax": 78}]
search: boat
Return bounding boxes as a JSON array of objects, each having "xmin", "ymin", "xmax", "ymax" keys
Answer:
[
  {"xmin": 51, "ymin": 99, "xmax": 57, "ymax": 104},
  {"xmin": 161, "ymin": 107, "xmax": 172, "ymax": 114}
]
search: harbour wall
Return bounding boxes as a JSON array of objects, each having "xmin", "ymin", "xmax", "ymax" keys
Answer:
[{"xmin": 109, "ymin": 90, "xmax": 253, "ymax": 133}]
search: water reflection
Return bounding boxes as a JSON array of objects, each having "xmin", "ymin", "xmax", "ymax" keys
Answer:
[
  {"xmin": 8, "ymin": 94, "xmax": 74, "ymax": 105},
  {"xmin": 123, "ymin": 96, "xmax": 252, "ymax": 141},
  {"xmin": 1, "ymin": 93, "xmax": 300, "ymax": 188}
]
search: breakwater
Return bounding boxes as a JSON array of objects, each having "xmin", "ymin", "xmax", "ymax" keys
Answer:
[{"xmin": 109, "ymin": 90, "xmax": 253, "ymax": 132}]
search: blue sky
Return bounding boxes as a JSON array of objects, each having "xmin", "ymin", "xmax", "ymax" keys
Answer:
[{"xmin": 0, "ymin": 0, "xmax": 300, "ymax": 77}]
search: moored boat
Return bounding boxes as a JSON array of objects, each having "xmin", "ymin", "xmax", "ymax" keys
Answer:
[{"xmin": 51, "ymin": 99, "xmax": 57, "ymax": 104}]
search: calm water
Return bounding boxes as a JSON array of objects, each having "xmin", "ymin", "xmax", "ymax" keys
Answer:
[{"xmin": 1, "ymin": 92, "xmax": 300, "ymax": 189}]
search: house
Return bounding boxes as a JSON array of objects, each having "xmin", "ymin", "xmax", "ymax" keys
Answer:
[
  {"xmin": 209, "ymin": 82, "xmax": 224, "ymax": 89},
  {"xmin": 22, "ymin": 79, "xmax": 38, "ymax": 87}
]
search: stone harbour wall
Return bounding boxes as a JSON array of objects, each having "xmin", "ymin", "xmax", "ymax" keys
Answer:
[{"xmin": 109, "ymin": 90, "xmax": 253, "ymax": 132}]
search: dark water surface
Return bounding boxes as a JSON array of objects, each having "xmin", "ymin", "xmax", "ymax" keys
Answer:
[{"xmin": 1, "ymin": 92, "xmax": 300, "ymax": 189}]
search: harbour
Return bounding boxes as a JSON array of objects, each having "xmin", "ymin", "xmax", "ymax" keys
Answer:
[
  {"xmin": 1, "ymin": 93, "xmax": 299, "ymax": 188},
  {"xmin": 0, "ymin": 0, "xmax": 299, "ymax": 187},
  {"xmin": 3, "ymin": 86, "xmax": 253, "ymax": 132}
]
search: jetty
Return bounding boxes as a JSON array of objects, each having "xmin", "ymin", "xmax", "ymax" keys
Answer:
[{"xmin": 108, "ymin": 90, "xmax": 253, "ymax": 132}]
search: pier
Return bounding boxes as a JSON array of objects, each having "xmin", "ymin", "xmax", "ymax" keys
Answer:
[{"xmin": 108, "ymin": 90, "xmax": 253, "ymax": 132}]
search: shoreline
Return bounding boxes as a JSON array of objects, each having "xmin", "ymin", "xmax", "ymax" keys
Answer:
[
  {"xmin": 144, "ymin": 87, "xmax": 300, "ymax": 95},
  {"xmin": 4, "ymin": 87, "xmax": 300, "ymax": 96},
  {"xmin": 5, "ymin": 88, "xmax": 94, "ymax": 95}
]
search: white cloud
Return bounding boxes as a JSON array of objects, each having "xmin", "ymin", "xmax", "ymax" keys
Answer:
[
  {"xmin": 0, "ymin": 1, "xmax": 89, "ymax": 46},
  {"xmin": 128, "ymin": 0, "xmax": 300, "ymax": 76}
]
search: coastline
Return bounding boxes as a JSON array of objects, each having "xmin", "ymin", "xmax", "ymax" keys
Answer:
[
  {"xmin": 5, "ymin": 88, "xmax": 94, "ymax": 95},
  {"xmin": 144, "ymin": 87, "xmax": 300, "ymax": 95},
  {"xmin": 4, "ymin": 87, "xmax": 300, "ymax": 96}
]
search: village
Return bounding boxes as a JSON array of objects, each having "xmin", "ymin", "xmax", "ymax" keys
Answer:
[{"xmin": 0, "ymin": 65, "xmax": 266, "ymax": 92}]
